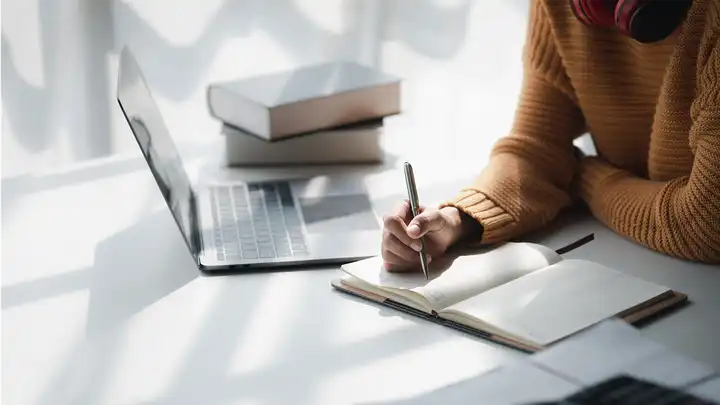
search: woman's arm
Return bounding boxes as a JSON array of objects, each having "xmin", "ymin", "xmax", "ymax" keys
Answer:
[
  {"xmin": 578, "ymin": 39, "xmax": 720, "ymax": 263},
  {"xmin": 442, "ymin": 0, "xmax": 585, "ymax": 244}
]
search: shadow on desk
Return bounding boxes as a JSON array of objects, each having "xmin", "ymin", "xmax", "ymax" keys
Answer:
[
  {"xmin": 84, "ymin": 209, "xmax": 200, "ymax": 334},
  {"xmin": 359, "ymin": 379, "xmax": 488, "ymax": 405},
  {"xmin": 14, "ymin": 208, "xmax": 201, "ymax": 405},
  {"xmin": 1, "ymin": 211, "xmax": 198, "ymax": 317},
  {"xmin": 19, "ymin": 205, "xmax": 451, "ymax": 405}
]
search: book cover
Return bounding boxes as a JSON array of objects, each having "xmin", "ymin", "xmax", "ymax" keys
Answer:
[{"xmin": 208, "ymin": 61, "xmax": 401, "ymax": 140}]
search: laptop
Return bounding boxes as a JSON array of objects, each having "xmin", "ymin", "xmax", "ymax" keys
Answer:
[{"xmin": 116, "ymin": 47, "xmax": 381, "ymax": 271}]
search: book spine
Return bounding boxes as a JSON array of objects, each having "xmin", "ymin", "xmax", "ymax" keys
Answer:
[{"xmin": 208, "ymin": 85, "xmax": 271, "ymax": 140}]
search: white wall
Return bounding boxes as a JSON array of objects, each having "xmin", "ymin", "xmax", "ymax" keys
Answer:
[{"xmin": 2, "ymin": 0, "xmax": 530, "ymax": 178}]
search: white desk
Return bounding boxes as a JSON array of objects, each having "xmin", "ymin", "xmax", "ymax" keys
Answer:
[
  {"xmin": 3, "ymin": 1, "xmax": 719, "ymax": 404},
  {"xmin": 4, "ymin": 153, "xmax": 719, "ymax": 405}
]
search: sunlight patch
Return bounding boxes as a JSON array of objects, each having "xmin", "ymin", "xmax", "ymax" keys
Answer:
[
  {"xmin": 230, "ymin": 273, "xmax": 310, "ymax": 374},
  {"xmin": 2, "ymin": 171, "xmax": 163, "ymax": 286},
  {"xmin": 99, "ymin": 278, "xmax": 219, "ymax": 403},
  {"xmin": 3, "ymin": 289, "xmax": 89, "ymax": 405},
  {"xmin": 294, "ymin": 0, "xmax": 347, "ymax": 35},
  {"xmin": 118, "ymin": 0, "xmax": 227, "ymax": 46},
  {"xmin": 327, "ymin": 295, "xmax": 412, "ymax": 346},
  {"xmin": 2, "ymin": 0, "xmax": 45, "ymax": 87},
  {"xmin": 209, "ymin": 34, "xmax": 296, "ymax": 83},
  {"xmin": 315, "ymin": 337, "xmax": 507, "ymax": 404}
]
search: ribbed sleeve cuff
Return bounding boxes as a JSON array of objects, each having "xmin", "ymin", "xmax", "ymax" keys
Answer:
[{"xmin": 439, "ymin": 189, "xmax": 517, "ymax": 244}]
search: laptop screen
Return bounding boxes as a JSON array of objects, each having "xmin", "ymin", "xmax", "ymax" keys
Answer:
[{"xmin": 116, "ymin": 48, "xmax": 200, "ymax": 258}]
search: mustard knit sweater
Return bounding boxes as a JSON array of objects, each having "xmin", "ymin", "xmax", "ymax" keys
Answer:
[{"xmin": 445, "ymin": 0, "xmax": 720, "ymax": 263}]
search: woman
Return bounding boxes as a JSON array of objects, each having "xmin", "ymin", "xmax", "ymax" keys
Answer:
[{"xmin": 381, "ymin": 0, "xmax": 720, "ymax": 268}]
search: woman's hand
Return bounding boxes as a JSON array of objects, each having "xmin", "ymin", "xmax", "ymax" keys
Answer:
[{"xmin": 381, "ymin": 201, "xmax": 471, "ymax": 272}]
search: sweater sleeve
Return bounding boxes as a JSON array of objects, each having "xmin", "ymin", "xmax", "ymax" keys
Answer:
[
  {"xmin": 578, "ymin": 38, "xmax": 720, "ymax": 263},
  {"xmin": 441, "ymin": 0, "xmax": 586, "ymax": 244}
]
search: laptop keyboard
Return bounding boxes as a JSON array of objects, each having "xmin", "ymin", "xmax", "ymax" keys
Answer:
[
  {"xmin": 210, "ymin": 182, "xmax": 308, "ymax": 261},
  {"xmin": 564, "ymin": 375, "xmax": 718, "ymax": 405},
  {"xmin": 528, "ymin": 375, "xmax": 718, "ymax": 405}
]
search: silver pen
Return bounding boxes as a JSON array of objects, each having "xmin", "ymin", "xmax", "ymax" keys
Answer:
[{"xmin": 404, "ymin": 162, "xmax": 429, "ymax": 280}]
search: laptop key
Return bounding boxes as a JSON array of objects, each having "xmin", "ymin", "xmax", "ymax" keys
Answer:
[
  {"xmin": 259, "ymin": 249, "xmax": 275, "ymax": 259},
  {"xmin": 277, "ymin": 183, "xmax": 293, "ymax": 202},
  {"xmin": 241, "ymin": 245, "xmax": 258, "ymax": 253}
]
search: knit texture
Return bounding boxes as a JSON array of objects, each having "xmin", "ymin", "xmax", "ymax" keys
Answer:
[{"xmin": 443, "ymin": 0, "xmax": 720, "ymax": 263}]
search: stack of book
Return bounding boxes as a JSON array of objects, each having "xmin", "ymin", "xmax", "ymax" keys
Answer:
[{"xmin": 206, "ymin": 61, "xmax": 401, "ymax": 166}]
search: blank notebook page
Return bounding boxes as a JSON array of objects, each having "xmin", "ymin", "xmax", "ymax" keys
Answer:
[{"xmin": 446, "ymin": 259, "xmax": 670, "ymax": 347}]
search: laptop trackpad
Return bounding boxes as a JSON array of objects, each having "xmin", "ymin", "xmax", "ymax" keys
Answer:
[{"xmin": 298, "ymin": 194, "xmax": 379, "ymax": 234}]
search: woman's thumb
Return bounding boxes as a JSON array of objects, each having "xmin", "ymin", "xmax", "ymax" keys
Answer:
[{"xmin": 407, "ymin": 209, "xmax": 445, "ymax": 238}]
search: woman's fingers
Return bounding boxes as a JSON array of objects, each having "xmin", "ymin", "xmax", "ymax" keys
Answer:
[
  {"xmin": 380, "ymin": 199, "xmax": 436, "ymax": 273},
  {"xmin": 384, "ymin": 232, "xmax": 418, "ymax": 262},
  {"xmin": 382, "ymin": 250, "xmax": 412, "ymax": 272},
  {"xmin": 382, "ymin": 233, "xmax": 433, "ymax": 272},
  {"xmin": 382, "ymin": 251, "xmax": 432, "ymax": 272},
  {"xmin": 382, "ymin": 214, "xmax": 422, "ymax": 251}
]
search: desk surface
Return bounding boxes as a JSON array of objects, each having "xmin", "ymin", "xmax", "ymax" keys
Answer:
[
  {"xmin": 4, "ymin": 157, "xmax": 719, "ymax": 405},
  {"xmin": 3, "ymin": 1, "xmax": 719, "ymax": 404}
]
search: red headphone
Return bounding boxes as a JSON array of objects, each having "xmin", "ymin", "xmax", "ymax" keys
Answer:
[{"xmin": 570, "ymin": 0, "xmax": 693, "ymax": 43}]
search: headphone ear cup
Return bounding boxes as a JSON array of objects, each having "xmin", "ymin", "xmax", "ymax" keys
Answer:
[
  {"xmin": 615, "ymin": 0, "xmax": 692, "ymax": 43},
  {"xmin": 571, "ymin": 0, "xmax": 618, "ymax": 28},
  {"xmin": 586, "ymin": 0, "xmax": 617, "ymax": 27},
  {"xmin": 614, "ymin": 0, "xmax": 643, "ymax": 37}
]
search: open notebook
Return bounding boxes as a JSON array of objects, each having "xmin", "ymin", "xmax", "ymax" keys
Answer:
[{"xmin": 331, "ymin": 241, "xmax": 687, "ymax": 352}]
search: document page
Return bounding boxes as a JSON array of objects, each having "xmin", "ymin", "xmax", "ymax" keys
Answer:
[
  {"xmin": 443, "ymin": 259, "xmax": 670, "ymax": 346},
  {"xmin": 340, "ymin": 256, "xmax": 434, "ymax": 290},
  {"xmin": 413, "ymin": 242, "xmax": 560, "ymax": 309},
  {"xmin": 340, "ymin": 242, "xmax": 560, "ymax": 311},
  {"xmin": 688, "ymin": 377, "xmax": 720, "ymax": 403}
]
